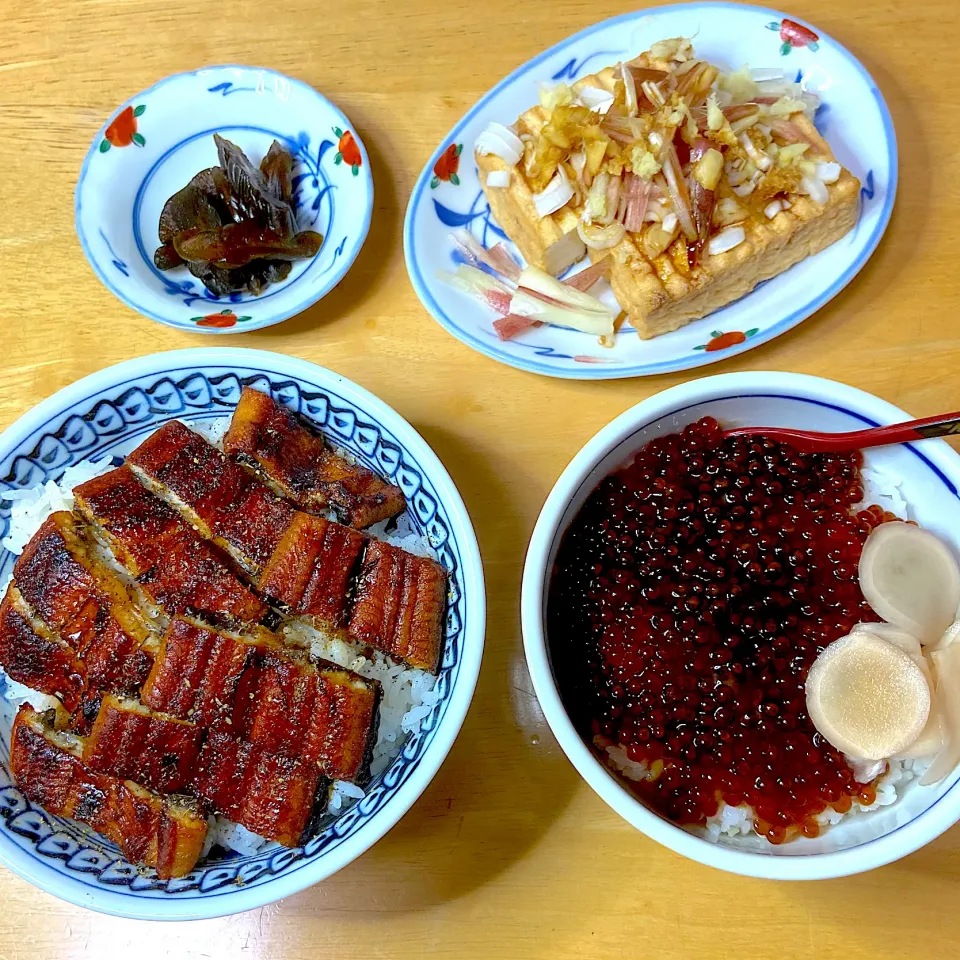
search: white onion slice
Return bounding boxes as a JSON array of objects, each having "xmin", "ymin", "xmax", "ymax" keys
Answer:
[
  {"xmin": 859, "ymin": 523, "xmax": 960, "ymax": 643},
  {"xmin": 577, "ymin": 220, "xmax": 625, "ymax": 250},
  {"xmin": 800, "ymin": 175, "xmax": 829, "ymax": 204},
  {"xmin": 815, "ymin": 161, "xmax": 842, "ymax": 184},
  {"xmin": 708, "ymin": 226, "xmax": 745, "ymax": 256},
  {"xmin": 533, "ymin": 167, "xmax": 574, "ymax": 219},
  {"xmin": 577, "ymin": 85, "xmax": 615, "ymax": 114},
  {"xmin": 661, "ymin": 212, "xmax": 678, "ymax": 233},
  {"xmin": 475, "ymin": 122, "xmax": 523, "ymax": 166},
  {"xmin": 763, "ymin": 200, "xmax": 783, "ymax": 219},
  {"xmin": 485, "ymin": 170, "xmax": 511, "ymax": 188},
  {"xmin": 751, "ymin": 68, "xmax": 786, "ymax": 82},
  {"xmin": 806, "ymin": 632, "xmax": 931, "ymax": 760},
  {"xmin": 619, "ymin": 62, "xmax": 638, "ymax": 117}
]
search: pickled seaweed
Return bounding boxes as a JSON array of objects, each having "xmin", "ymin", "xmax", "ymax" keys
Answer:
[{"xmin": 153, "ymin": 136, "xmax": 322, "ymax": 297}]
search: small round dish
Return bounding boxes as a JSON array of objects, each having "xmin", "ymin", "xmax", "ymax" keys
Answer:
[
  {"xmin": 521, "ymin": 372, "xmax": 960, "ymax": 879},
  {"xmin": 0, "ymin": 348, "xmax": 484, "ymax": 918},
  {"xmin": 76, "ymin": 66, "xmax": 374, "ymax": 334},
  {"xmin": 404, "ymin": 2, "xmax": 896, "ymax": 379}
]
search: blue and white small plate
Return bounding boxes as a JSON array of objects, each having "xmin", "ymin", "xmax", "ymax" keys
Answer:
[
  {"xmin": 0, "ymin": 349, "xmax": 484, "ymax": 919},
  {"xmin": 404, "ymin": 3, "xmax": 897, "ymax": 379},
  {"xmin": 76, "ymin": 67, "xmax": 374, "ymax": 334}
]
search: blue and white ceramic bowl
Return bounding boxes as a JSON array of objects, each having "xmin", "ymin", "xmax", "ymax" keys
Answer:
[
  {"xmin": 404, "ymin": 3, "xmax": 896, "ymax": 379},
  {"xmin": 76, "ymin": 67, "xmax": 374, "ymax": 333},
  {"xmin": 522, "ymin": 372, "xmax": 960, "ymax": 878},
  {"xmin": 0, "ymin": 349, "xmax": 484, "ymax": 918}
]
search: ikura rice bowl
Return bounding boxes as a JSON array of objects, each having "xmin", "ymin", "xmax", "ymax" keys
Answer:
[
  {"xmin": 0, "ymin": 420, "xmax": 442, "ymax": 861},
  {"xmin": 547, "ymin": 416, "xmax": 951, "ymax": 848}
]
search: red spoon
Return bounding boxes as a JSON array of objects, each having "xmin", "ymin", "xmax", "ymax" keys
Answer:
[{"xmin": 724, "ymin": 411, "xmax": 960, "ymax": 454}]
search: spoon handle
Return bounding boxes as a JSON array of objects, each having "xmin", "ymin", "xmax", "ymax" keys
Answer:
[{"xmin": 724, "ymin": 412, "xmax": 960, "ymax": 453}]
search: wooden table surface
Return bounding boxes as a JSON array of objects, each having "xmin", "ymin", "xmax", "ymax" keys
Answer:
[{"xmin": 1, "ymin": 0, "xmax": 958, "ymax": 956}]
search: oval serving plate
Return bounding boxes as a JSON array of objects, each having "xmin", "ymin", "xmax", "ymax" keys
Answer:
[
  {"xmin": 76, "ymin": 67, "xmax": 374, "ymax": 334},
  {"xmin": 404, "ymin": 3, "xmax": 896, "ymax": 379},
  {"xmin": 0, "ymin": 349, "xmax": 484, "ymax": 920}
]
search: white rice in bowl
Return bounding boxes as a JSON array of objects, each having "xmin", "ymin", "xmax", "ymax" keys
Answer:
[{"xmin": 0, "ymin": 418, "xmax": 444, "ymax": 860}]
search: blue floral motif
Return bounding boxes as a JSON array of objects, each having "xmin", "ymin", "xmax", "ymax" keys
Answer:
[
  {"xmin": 99, "ymin": 229, "xmax": 129, "ymax": 278},
  {"xmin": 207, "ymin": 81, "xmax": 257, "ymax": 97},
  {"xmin": 551, "ymin": 49, "xmax": 626, "ymax": 81},
  {"xmin": 0, "ymin": 366, "xmax": 467, "ymax": 904}
]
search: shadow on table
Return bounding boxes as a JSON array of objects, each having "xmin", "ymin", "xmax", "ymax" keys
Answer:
[
  {"xmin": 778, "ymin": 818, "xmax": 960, "ymax": 945},
  {"xmin": 246, "ymin": 107, "xmax": 399, "ymax": 338},
  {"xmin": 283, "ymin": 424, "xmax": 582, "ymax": 912}
]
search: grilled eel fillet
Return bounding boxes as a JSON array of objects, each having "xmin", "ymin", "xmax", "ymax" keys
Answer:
[
  {"xmin": 0, "ymin": 512, "xmax": 157, "ymax": 728},
  {"xmin": 127, "ymin": 422, "xmax": 447, "ymax": 672},
  {"xmin": 224, "ymin": 386, "xmax": 406, "ymax": 528},
  {"xmin": 72, "ymin": 466, "xmax": 267, "ymax": 627},
  {"xmin": 142, "ymin": 617, "xmax": 380, "ymax": 782},
  {"xmin": 83, "ymin": 694, "xmax": 203, "ymax": 793},
  {"xmin": 11, "ymin": 705, "xmax": 207, "ymax": 878},
  {"xmin": 193, "ymin": 729, "xmax": 327, "ymax": 847}
]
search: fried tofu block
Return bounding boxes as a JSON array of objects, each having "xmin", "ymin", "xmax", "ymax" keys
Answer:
[
  {"xmin": 128, "ymin": 420, "xmax": 296, "ymax": 576},
  {"xmin": 256, "ymin": 513, "xmax": 366, "ymax": 632},
  {"xmin": 224, "ymin": 387, "xmax": 406, "ymax": 528},
  {"xmin": 193, "ymin": 729, "xmax": 325, "ymax": 847},
  {"xmin": 348, "ymin": 540, "xmax": 447, "ymax": 672},
  {"xmin": 0, "ymin": 585, "xmax": 84, "ymax": 710},
  {"xmin": 11, "ymin": 705, "xmax": 207, "ymax": 878},
  {"xmin": 232, "ymin": 649, "xmax": 380, "ymax": 783},
  {"xmin": 477, "ymin": 72, "xmax": 859, "ymax": 338},
  {"xmin": 141, "ymin": 617, "xmax": 279, "ymax": 725},
  {"xmin": 83, "ymin": 694, "xmax": 203, "ymax": 793},
  {"xmin": 73, "ymin": 467, "xmax": 267, "ymax": 626}
]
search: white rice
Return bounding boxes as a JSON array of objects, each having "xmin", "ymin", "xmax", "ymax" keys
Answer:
[
  {"xmin": 0, "ymin": 417, "xmax": 442, "ymax": 859},
  {"xmin": 600, "ymin": 464, "xmax": 922, "ymax": 846}
]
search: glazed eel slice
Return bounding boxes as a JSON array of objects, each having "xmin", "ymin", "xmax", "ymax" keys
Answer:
[
  {"xmin": 142, "ymin": 617, "xmax": 380, "ymax": 782},
  {"xmin": 126, "ymin": 422, "xmax": 447, "ymax": 672},
  {"xmin": 127, "ymin": 422, "xmax": 363, "ymax": 632},
  {"xmin": 223, "ymin": 386, "xmax": 406, "ymax": 528},
  {"xmin": 193, "ymin": 729, "xmax": 327, "ymax": 847},
  {"xmin": 0, "ymin": 511, "xmax": 158, "ymax": 727},
  {"xmin": 126, "ymin": 418, "xmax": 296, "ymax": 578},
  {"xmin": 72, "ymin": 466, "xmax": 268, "ymax": 627},
  {"xmin": 83, "ymin": 694, "xmax": 204, "ymax": 793},
  {"xmin": 11, "ymin": 705, "xmax": 207, "ymax": 879}
]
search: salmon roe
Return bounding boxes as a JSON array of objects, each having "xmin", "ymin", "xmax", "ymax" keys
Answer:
[{"xmin": 548, "ymin": 417, "xmax": 895, "ymax": 843}]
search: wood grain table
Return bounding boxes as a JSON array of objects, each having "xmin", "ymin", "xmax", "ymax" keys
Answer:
[{"xmin": 0, "ymin": 0, "xmax": 958, "ymax": 956}]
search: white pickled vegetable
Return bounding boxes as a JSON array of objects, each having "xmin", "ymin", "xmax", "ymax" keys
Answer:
[
  {"xmin": 806, "ymin": 632, "xmax": 930, "ymax": 760},
  {"xmin": 475, "ymin": 122, "xmax": 524, "ymax": 166},
  {"xmin": 859, "ymin": 523, "xmax": 960, "ymax": 644},
  {"xmin": 708, "ymin": 226, "xmax": 745, "ymax": 256},
  {"xmin": 533, "ymin": 168, "xmax": 575, "ymax": 218}
]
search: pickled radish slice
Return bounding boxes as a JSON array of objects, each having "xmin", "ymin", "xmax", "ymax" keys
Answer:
[
  {"xmin": 806, "ymin": 632, "xmax": 931, "ymax": 760},
  {"xmin": 928, "ymin": 618, "xmax": 960, "ymax": 653},
  {"xmin": 850, "ymin": 621, "xmax": 922, "ymax": 659},
  {"xmin": 921, "ymin": 643, "xmax": 960, "ymax": 785},
  {"xmin": 858, "ymin": 524, "xmax": 960, "ymax": 644},
  {"xmin": 899, "ymin": 652, "xmax": 945, "ymax": 760}
]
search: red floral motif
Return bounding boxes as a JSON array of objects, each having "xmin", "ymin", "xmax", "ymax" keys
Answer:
[
  {"xmin": 191, "ymin": 308, "xmax": 252, "ymax": 328},
  {"xmin": 100, "ymin": 105, "xmax": 146, "ymax": 152},
  {"xmin": 333, "ymin": 127, "xmax": 362, "ymax": 176},
  {"xmin": 694, "ymin": 327, "xmax": 759, "ymax": 352},
  {"xmin": 767, "ymin": 18, "xmax": 820, "ymax": 56},
  {"xmin": 431, "ymin": 143, "xmax": 463, "ymax": 188}
]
